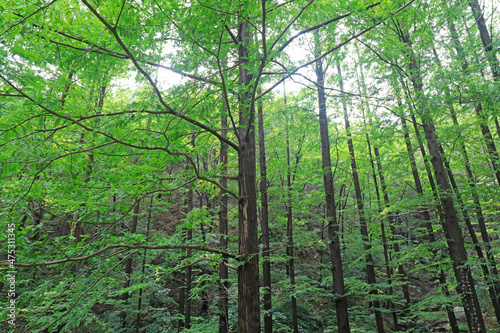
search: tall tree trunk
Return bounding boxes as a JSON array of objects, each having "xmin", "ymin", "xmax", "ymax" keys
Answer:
[
  {"xmin": 219, "ymin": 87, "xmax": 230, "ymax": 333},
  {"xmin": 197, "ymin": 158, "xmax": 211, "ymax": 317},
  {"xmin": 337, "ymin": 63, "xmax": 384, "ymax": 333},
  {"xmin": 284, "ymin": 92, "xmax": 299, "ymax": 333},
  {"xmin": 237, "ymin": 14, "xmax": 260, "ymax": 333},
  {"xmin": 185, "ymin": 183, "xmax": 193, "ymax": 330},
  {"xmin": 399, "ymin": 23, "xmax": 486, "ymax": 333},
  {"xmin": 257, "ymin": 89, "xmax": 272, "ymax": 333},
  {"xmin": 314, "ymin": 33, "xmax": 350, "ymax": 333}
]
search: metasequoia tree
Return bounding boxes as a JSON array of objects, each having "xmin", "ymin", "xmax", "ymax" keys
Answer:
[{"xmin": 5, "ymin": 0, "xmax": 480, "ymax": 331}]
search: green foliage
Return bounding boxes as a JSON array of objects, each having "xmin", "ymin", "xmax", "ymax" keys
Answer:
[{"xmin": 1, "ymin": 0, "xmax": 499, "ymax": 331}]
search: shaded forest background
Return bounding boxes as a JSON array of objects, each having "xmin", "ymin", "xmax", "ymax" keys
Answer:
[{"xmin": 0, "ymin": 0, "xmax": 499, "ymax": 332}]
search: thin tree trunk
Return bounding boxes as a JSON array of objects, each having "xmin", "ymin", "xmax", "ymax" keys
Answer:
[
  {"xmin": 123, "ymin": 202, "xmax": 140, "ymax": 299},
  {"xmin": 136, "ymin": 196, "xmax": 153, "ymax": 333},
  {"xmin": 185, "ymin": 183, "xmax": 193, "ymax": 330},
  {"xmin": 314, "ymin": 32, "xmax": 350, "ymax": 333},
  {"xmin": 338, "ymin": 62, "xmax": 384, "ymax": 333},
  {"xmin": 257, "ymin": 88, "xmax": 272, "ymax": 333},
  {"xmin": 120, "ymin": 200, "xmax": 140, "ymax": 329},
  {"xmin": 219, "ymin": 87, "xmax": 230, "ymax": 333},
  {"xmin": 197, "ymin": 159, "xmax": 211, "ymax": 317},
  {"xmin": 284, "ymin": 91, "xmax": 299, "ymax": 333},
  {"xmin": 361, "ymin": 99, "xmax": 398, "ymax": 331}
]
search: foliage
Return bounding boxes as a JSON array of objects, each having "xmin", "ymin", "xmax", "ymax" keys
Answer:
[{"xmin": 0, "ymin": 0, "xmax": 499, "ymax": 332}]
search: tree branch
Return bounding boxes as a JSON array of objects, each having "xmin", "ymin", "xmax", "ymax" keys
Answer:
[{"xmin": 0, "ymin": 244, "xmax": 236, "ymax": 268}]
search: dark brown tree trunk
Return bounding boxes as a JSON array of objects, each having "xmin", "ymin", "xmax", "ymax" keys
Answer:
[
  {"xmin": 178, "ymin": 277, "xmax": 185, "ymax": 331},
  {"xmin": 495, "ymin": 118, "xmax": 500, "ymax": 141},
  {"xmin": 314, "ymin": 33, "xmax": 350, "ymax": 333},
  {"xmin": 400, "ymin": 80, "xmax": 439, "ymax": 200},
  {"xmin": 196, "ymin": 167, "xmax": 210, "ymax": 317},
  {"xmin": 237, "ymin": 16, "xmax": 260, "ymax": 333},
  {"xmin": 179, "ymin": 160, "xmax": 194, "ymax": 331},
  {"xmin": 442, "ymin": 3, "xmax": 500, "ymax": 314},
  {"xmin": 338, "ymin": 62, "xmax": 384, "ymax": 333},
  {"xmin": 373, "ymin": 143, "xmax": 411, "ymax": 306},
  {"xmin": 257, "ymin": 89, "xmax": 272, "ymax": 333},
  {"xmin": 400, "ymin": 23, "xmax": 486, "ymax": 333}
]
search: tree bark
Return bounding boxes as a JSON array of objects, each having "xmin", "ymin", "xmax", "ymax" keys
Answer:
[
  {"xmin": 357, "ymin": 55, "xmax": 405, "ymax": 329},
  {"xmin": 439, "ymin": 145, "xmax": 500, "ymax": 322},
  {"xmin": 237, "ymin": 15, "xmax": 260, "ymax": 333}
]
